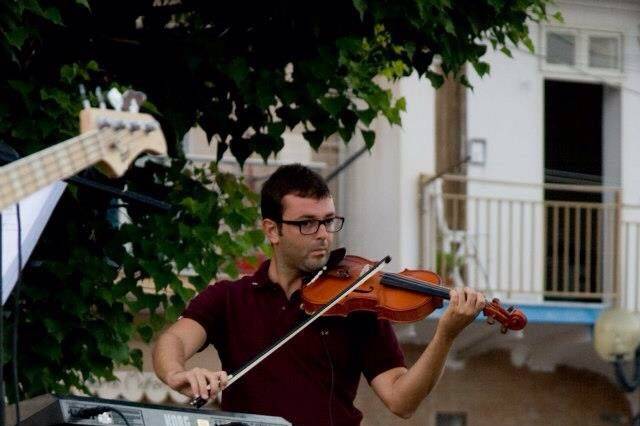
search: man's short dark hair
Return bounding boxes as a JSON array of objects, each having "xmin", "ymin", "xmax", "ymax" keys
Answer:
[{"xmin": 261, "ymin": 164, "xmax": 330, "ymax": 221}]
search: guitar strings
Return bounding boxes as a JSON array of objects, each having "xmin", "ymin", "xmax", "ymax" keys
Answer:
[
  {"xmin": 2, "ymin": 130, "xmax": 104, "ymax": 197},
  {"xmin": 4, "ymin": 128, "xmax": 146, "ymax": 198}
]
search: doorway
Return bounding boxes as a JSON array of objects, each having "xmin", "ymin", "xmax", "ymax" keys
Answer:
[{"xmin": 543, "ymin": 80, "xmax": 605, "ymax": 300}]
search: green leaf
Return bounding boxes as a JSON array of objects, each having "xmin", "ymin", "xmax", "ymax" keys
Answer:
[
  {"xmin": 395, "ymin": 97, "xmax": 406, "ymax": 111},
  {"xmin": 473, "ymin": 61, "xmax": 490, "ymax": 77},
  {"xmin": 355, "ymin": 109, "xmax": 377, "ymax": 126},
  {"xmin": 267, "ymin": 121, "xmax": 286, "ymax": 137},
  {"xmin": 40, "ymin": 87, "xmax": 72, "ymax": 110},
  {"xmin": 319, "ymin": 95, "xmax": 349, "ymax": 117},
  {"xmin": 130, "ymin": 349, "xmax": 143, "ymax": 370},
  {"xmin": 522, "ymin": 36, "xmax": 535, "ymax": 53},
  {"xmin": 303, "ymin": 130, "xmax": 325, "ymax": 151},
  {"xmin": 553, "ymin": 11, "xmax": 564, "ymax": 24},
  {"xmin": 60, "ymin": 64, "xmax": 76, "ymax": 84},
  {"xmin": 22, "ymin": 0, "xmax": 45, "ymax": 16},
  {"xmin": 44, "ymin": 7, "xmax": 63, "ymax": 25},
  {"xmin": 227, "ymin": 57, "xmax": 249, "ymax": 85},
  {"xmin": 352, "ymin": 0, "xmax": 366, "ymax": 19},
  {"xmin": 444, "ymin": 20, "xmax": 456, "ymax": 35},
  {"xmin": 361, "ymin": 129, "xmax": 375, "ymax": 149},
  {"xmin": 247, "ymin": 229, "xmax": 265, "ymax": 245},
  {"xmin": 338, "ymin": 127, "xmax": 351, "ymax": 142},
  {"xmin": 339, "ymin": 108, "xmax": 358, "ymax": 133},
  {"xmin": 500, "ymin": 47, "xmax": 513, "ymax": 58},
  {"xmin": 76, "ymin": 0, "xmax": 91, "ymax": 9},
  {"xmin": 6, "ymin": 27, "xmax": 29, "ymax": 49},
  {"xmin": 86, "ymin": 60, "xmax": 99, "ymax": 71},
  {"xmin": 165, "ymin": 304, "xmax": 181, "ymax": 322},
  {"xmin": 305, "ymin": 80, "xmax": 325, "ymax": 99},
  {"xmin": 426, "ymin": 71, "xmax": 445, "ymax": 88},
  {"xmin": 8, "ymin": 80, "xmax": 34, "ymax": 99}
]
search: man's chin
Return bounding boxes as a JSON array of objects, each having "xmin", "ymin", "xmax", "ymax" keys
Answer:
[{"xmin": 301, "ymin": 252, "xmax": 330, "ymax": 272}]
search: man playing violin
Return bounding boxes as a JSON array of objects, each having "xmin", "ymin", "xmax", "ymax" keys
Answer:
[{"xmin": 153, "ymin": 164, "xmax": 485, "ymax": 425}]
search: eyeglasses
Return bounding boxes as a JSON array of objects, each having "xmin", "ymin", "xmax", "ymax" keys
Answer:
[{"xmin": 279, "ymin": 216, "xmax": 345, "ymax": 235}]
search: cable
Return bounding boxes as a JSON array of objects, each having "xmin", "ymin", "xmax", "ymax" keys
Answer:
[
  {"xmin": 11, "ymin": 202, "xmax": 23, "ymax": 423},
  {"xmin": 108, "ymin": 407, "xmax": 132, "ymax": 426},
  {"xmin": 71, "ymin": 406, "xmax": 132, "ymax": 426}
]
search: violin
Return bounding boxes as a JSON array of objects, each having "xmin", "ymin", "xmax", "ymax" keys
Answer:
[
  {"xmin": 302, "ymin": 253, "xmax": 526, "ymax": 333},
  {"xmin": 189, "ymin": 251, "xmax": 526, "ymax": 408}
]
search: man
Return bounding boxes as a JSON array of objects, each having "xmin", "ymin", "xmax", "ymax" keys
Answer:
[{"xmin": 153, "ymin": 164, "xmax": 485, "ymax": 425}]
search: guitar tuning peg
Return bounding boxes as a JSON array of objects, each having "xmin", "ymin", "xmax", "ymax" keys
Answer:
[
  {"xmin": 123, "ymin": 89, "xmax": 147, "ymax": 113},
  {"xmin": 107, "ymin": 87, "xmax": 123, "ymax": 111},
  {"xmin": 95, "ymin": 86, "xmax": 107, "ymax": 109},
  {"xmin": 78, "ymin": 84, "xmax": 91, "ymax": 109}
]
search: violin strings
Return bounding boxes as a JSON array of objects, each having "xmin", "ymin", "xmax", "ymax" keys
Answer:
[{"xmin": 380, "ymin": 273, "xmax": 450, "ymax": 298}]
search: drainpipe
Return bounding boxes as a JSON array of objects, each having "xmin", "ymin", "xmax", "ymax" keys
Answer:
[{"xmin": 324, "ymin": 145, "xmax": 368, "ymax": 183}]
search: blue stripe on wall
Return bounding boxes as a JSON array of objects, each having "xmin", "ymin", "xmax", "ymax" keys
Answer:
[{"xmin": 427, "ymin": 301, "xmax": 604, "ymax": 325}]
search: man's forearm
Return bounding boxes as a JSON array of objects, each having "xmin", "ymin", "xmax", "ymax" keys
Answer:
[
  {"xmin": 388, "ymin": 330, "xmax": 454, "ymax": 416},
  {"xmin": 153, "ymin": 331, "xmax": 188, "ymax": 384}
]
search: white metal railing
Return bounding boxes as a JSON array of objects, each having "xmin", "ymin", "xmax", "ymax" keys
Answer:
[{"xmin": 419, "ymin": 174, "xmax": 629, "ymax": 306}]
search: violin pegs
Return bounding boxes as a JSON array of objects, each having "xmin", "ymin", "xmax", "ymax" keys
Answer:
[
  {"xmin": 486, "ymin": 316, "xmax": 495, "ymax": 325},
  {"xmin": 507, "ymin": 306, "xmax": 514, "ymax": 313},
  {"xmin": 500, "ymin": 325, "xmax": 508, "ymax": 334}
]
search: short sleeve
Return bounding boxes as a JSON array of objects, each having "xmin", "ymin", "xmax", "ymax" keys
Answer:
[
  {"xmin": 359, "ymin": 317, "xmax": 406, "ymax": 383},
  {"xmin": 181, "ymin": 281, "xmax": 229, "ymax": 351}
]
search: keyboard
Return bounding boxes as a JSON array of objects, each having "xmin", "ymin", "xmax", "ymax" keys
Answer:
[{"xmin": 6, "ymin": 394, "xmax": 292, "ymax": 426}]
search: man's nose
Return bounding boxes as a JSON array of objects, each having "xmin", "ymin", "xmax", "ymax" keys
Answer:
[{"xmin": 315, "ymin": 222, "xmax": 330, "ymax": 238}]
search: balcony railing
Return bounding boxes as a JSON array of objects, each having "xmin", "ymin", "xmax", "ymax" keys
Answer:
[{"xmin": 419, "ymin": 174, "xmax": 639, "ymax": 308}]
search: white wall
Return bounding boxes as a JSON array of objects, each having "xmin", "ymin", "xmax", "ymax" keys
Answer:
[
  {"xmin": 339, "ymin": 73, "xmax": 436, "ymax": 271},
  {"xmin": 464, "ymin": 23, "xmax": 545, "ymax": 300},
  {"xmin": 466, "ymin": 25, "xmax": 544, "ymax": 190}
]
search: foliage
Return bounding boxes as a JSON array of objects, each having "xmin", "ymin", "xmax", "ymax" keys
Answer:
[
  {"xmin": 0, "ymin": 0, "xmax": 553, "ymax": 399},
  {"xmin": 436, "ymin": 249, "xmax": 466, "ymax": 280}
]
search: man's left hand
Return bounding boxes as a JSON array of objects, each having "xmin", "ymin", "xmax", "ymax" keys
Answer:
[{"xmin": 436, "ymin": 287, "xmax": 485, "ymax": 342}]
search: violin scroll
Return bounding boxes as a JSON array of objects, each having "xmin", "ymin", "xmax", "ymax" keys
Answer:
[{"xmin": 482, "ymin": 298, "xmax": 527, "ymax": 333}]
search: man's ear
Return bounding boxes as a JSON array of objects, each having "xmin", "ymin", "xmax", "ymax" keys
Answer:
[{"xmin": 262, "ymin": 218, "xmax": 280, "ymax": 244}]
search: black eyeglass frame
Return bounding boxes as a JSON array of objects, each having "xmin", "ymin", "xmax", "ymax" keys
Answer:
[{"xmin": 278, "ymin": 216, "xmax": 345, "ymax": 235}]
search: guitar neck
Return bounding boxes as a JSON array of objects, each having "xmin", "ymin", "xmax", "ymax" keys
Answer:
[{"xmin": 0, "ymin": 130, "xmax": 105, "ymax": 211}]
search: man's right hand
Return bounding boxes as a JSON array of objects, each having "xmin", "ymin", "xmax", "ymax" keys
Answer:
[{"xmin": 166, "ymin": 368, "xmax": 229, "ymax": 400}]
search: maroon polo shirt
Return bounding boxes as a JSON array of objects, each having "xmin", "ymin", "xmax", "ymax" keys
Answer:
[{"xmin": 182, "ymin": 257, "xmax": 406, "ymax": 426}]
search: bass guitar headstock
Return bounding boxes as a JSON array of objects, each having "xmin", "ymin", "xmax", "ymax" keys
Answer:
[{"xmin": 79, "ymin": 86, "xmax": 167, "ymax": 178}]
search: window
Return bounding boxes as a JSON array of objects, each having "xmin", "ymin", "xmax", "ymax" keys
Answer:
[
  {"xmin": 546, "ymin": 31, "xmax": 576, "ymax": 66},
  {"xmin": 588, "ymin": 36, "xmax": 620, "ymax": 70},
  {"xmin": 543, "ymin": 27, "xmax": 623, "ymax": 75},
  {"xmin": 436, "ymin": 412, "xmax": 467, "ymax": 426}
]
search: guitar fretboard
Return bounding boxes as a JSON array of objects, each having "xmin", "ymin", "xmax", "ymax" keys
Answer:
[{"xmin": 0, "ymin": 130, "xmax": 105, "ymax": 211}]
